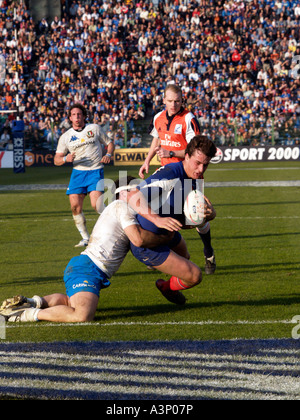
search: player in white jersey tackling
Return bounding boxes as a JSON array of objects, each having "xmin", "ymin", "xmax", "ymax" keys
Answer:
[
  {"xmin": 54, "ymin": 103, "xmax": 115, "ymax": 247},
  {"xmin": 0, "ymin": 177, "xmax": 184, "ymax": 323}
]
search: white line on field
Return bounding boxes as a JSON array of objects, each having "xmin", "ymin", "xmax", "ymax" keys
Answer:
[
  {"xmin": 5, "ymin": 319, "xmax": 294, "ymax": 329},
  {"xmin": 220, "ymin": 216, "xmax": 300, "ymax": 219},
  {"xmin": 1, "ymin": 180, "xmax": 300, "ymax": 191},
  {"xmin": 0, "ymin": 340, "xmax": 298, "ymax": 401},
  {"xmin": 206, "ymin": 181, "xmax": 300, "ymax": 187}
]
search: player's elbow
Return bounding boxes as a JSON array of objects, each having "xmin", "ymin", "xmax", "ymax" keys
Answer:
[
  {"xmin": 131, "ymin": 237, "xmax": 144, "ymax": 248},
  {"xmin": 130, "ymin": 227, "xmax": 153, "ymax": 248}
]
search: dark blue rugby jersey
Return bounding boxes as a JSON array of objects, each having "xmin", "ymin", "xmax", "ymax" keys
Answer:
[{"xmin": 137, "ymin": 162, "xmax": 201, "ymax": 234}]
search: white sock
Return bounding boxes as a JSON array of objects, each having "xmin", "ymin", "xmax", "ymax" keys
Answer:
[
  {"xmin": 20, "ymin": 308, "xmax": 40, "ymax": 322},
  {"xmin": 72, "ymin": 213, "xmax": 90, "ymax": 240}
]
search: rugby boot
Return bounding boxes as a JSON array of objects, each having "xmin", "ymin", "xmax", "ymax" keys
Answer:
[
  {"xmin": 0, "ymin": 295, "xmax": 31, "ymax": 317},
  {"xmin": 205, "ymin": 254, "xmax": 216, "ymax": 275},
  {"xmin": 156, "ymin": 279, "xmax": 186, "ymax": 305}
]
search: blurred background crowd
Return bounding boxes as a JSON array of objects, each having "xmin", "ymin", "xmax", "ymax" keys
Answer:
[{"xmin": 0, "ymin": 0, "xmax": 300, "ymax": 151}]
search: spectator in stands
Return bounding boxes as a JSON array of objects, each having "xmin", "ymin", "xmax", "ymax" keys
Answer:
[
  {"xmin": 130, "ymin": 132, "xmax": 141, "ymax": 148},
  {"xmin": 0, "ymin": 127, "xmax": 10, "ymax": 149},
  {"xmin": 0, "ymin": 0, "xmax": 299, "ymax": 147}
]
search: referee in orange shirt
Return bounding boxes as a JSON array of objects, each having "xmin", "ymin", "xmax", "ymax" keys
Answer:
[{"xmin": 139, "ymin": 84, "xmax": 216, "ymax": 274}]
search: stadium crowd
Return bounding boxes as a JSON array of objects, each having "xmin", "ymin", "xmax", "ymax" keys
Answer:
[{"xmin": 0, "ymin": 0, "xmax": 300, "ymax": 150}]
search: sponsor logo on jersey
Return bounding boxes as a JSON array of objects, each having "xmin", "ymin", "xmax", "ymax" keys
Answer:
[
  {"xmin": 72, "ymin": 137, "xmax": 96, "ymax": 150},
  {"xmin": 174, "ymin": 124, "xmax": 182, "ymax": 134},
  {"xmin": 160, "ymin": 139, "xmax": 182, "ymax": 148},
  {"xmin": 160, "ymin": 133, "xmax": 182, "ymax": 148}
]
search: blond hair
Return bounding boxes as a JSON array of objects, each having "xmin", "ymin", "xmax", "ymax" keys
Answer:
[{"xmin": 164, "ymin": 84, "xmax": 183, "ymax": 97}]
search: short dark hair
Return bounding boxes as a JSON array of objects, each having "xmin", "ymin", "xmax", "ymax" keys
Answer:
[
  {"xmin": 186, "ymin": 135, "xmax": 217, "ymax": 159},
  {"xmin": 68, "ymin": 103, "xmax": 87, "ymax": 119},
  {"xmin": 114, "ymin": 176, "xmax": 138, "ymax": 199}
]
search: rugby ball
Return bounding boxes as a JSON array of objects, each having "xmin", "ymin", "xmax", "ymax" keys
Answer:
[{"xmin": 184, "ymin": 189, "xmax": 205, "ymax": 226}]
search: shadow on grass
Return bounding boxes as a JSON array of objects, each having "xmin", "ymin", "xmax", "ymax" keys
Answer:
[
  {"xmin": 210, "ymin": 261, "xmax": 300, "ymax": 275},
  {"xmin": 188, "ymin": 231, "xmax": 300, "ymax": 241},
  {"xmin": 214, "ymin": 200, "xmax": 300, "ymax": 208},
  {"xmin": 94, "ymin": 294, "xmax": 300, "ymax": 322},
  {"xmin": 118, "ymin": 261, "xmax": 300, "ymax": 277},
  {"xmin": 0, "ymin": 210, "xmax": 95, "ymax": 219},
  {"xmin": 0, "ymin": 276, "xmax": 62, "ymax": 288}
]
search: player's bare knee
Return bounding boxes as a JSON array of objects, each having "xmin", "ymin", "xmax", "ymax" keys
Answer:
[
  {"xmin": 198, "ymin": 271, "xmax": 202, "ymax": 284},
  {"xmin": 71, "ymin": 205, "xmax": 81, "ymax": 215},
  {"xmin": 193, "ymin": 269, "xmax": 202, "ymax": 286},
  {"xmin": 74, "ymin": 312, "xmax": 94, "ymax": 323}
]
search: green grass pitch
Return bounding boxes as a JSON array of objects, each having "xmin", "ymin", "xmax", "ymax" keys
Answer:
[{"xmin": 0, "ymin": 161, "xmax": 299, "ymax": 343}]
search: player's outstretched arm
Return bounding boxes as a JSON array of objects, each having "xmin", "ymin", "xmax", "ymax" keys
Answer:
[
  {"xmin": 127, "ymin": 189, "xmax": 182, "ymax": 232},
  {"xmin": 139, "ymin": 137, "xmax": 160, "ymax": 179},
  {"xmin": 124, "ymin": 224, "xmax": 174, "ymax": 248}
]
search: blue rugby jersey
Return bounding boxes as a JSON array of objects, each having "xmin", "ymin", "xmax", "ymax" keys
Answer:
[{"xmin": 137, "ymin": 162, "xmax": 202, "ymax": 233}]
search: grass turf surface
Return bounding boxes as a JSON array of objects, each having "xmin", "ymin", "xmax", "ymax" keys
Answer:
[{"xmin": 0, "ymin": 162, "xmax": 299, "ymax": 342}]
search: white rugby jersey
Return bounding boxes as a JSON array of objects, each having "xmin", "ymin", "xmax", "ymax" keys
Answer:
[
  {"xmin": 56, "ymin": 124, "xmax": 111, "ymax": 171},
  {"xmin": 82, "ymin": 200, "xmax": 138, "ymax": 278}
]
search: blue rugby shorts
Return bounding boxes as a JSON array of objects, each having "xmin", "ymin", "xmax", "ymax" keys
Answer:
[
  {"xmin": 130, "ymin": 231, "xmax": 182, "ymax": 267},
  {"xmin": 66, "ymin": 168, "xmax": 104, "ymax": 195},
  {"xmin": 64, "ymin": 254, "xmax": 111, "ymax": 298}
]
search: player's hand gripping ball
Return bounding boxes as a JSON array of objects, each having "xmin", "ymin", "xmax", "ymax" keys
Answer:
[
  {"xmin": 184, "ymin": 189, "xmax": 205, "ymax": 226},
  {"xmin": 184, "ymin": 190, "xmax": 216, "ymax": 227}
]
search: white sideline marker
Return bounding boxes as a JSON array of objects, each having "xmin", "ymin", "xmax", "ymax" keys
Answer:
[{"xmin": 5, "ymin": 319, "xmax": 295, "ymax": 329}]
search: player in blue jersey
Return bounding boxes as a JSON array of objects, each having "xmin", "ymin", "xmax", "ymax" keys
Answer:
[
  {"xmin": 140, "ymin": 86, "xmax": 216, "ymax": 275},
  {"xmin": 128, "ymin": 135, "xmax": 217, "ymax": 304}
]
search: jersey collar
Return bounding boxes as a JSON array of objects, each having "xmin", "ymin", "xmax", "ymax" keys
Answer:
[
  {"xmin": 166, "ymin": 107, "xmax": 184, "ymax": 130},
  {"xmin": 73, "ymin": 125, "xmax": 86, "ymax": 132}
]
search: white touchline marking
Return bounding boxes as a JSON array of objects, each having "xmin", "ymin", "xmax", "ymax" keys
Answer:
[
  {"xmin": 219, "ymin": 216, "xmax": 300, "ymax": 219},
  {"xmin": 5, "ymin": 319, "xmax": 294, "ymax": 329},
  {"xmin": 1, "ymin": 180, "xmax": 300, "ymax": 191},
  {"xmin": 206, "ymin": 181, "xmax": 300, "ymax": 187}
]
